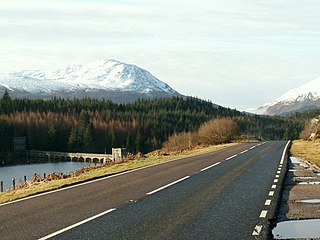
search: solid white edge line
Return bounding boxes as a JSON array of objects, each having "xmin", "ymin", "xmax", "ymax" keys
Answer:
[
  {"xmin": 260, "ymin": 210, "xmax": 268, "ymax": 218},
  {"xmin": 146, "ymin": 176, "xmax": 190, "ymax": 195},
  {"xmin": 280, "ymin": 141, "xmax": 291, "ymax": 164},
  {"xmin": 200, "ymin": 162, "xmax": 221, "ymax": 172},
  {"xmin": 38, "ymin": 208, "xmax": 116, "ymax": 240},
  {"xmin": 252, "ymin": 225, "xmax": 263, "ymax": 236},
  {"xmin": 225, "ymin": 154, "xmax": 237, "ymax": 161}
]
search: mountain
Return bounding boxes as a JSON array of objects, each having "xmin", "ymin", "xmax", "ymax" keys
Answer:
[
  {"xmin": 250, "ymin": 77, "xmax": 320, "ymax": 115},
  {"xmin": 0, "ymin": 59, "xmax": 181, "ymax": 102}
]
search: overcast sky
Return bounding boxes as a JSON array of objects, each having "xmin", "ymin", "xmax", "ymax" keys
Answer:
[{"xmin": 1, "ymin": 0, "xmax": 320, "ymax": 110}]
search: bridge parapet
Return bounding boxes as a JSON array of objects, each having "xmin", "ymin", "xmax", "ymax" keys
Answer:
[{"xmin": 27, "ymin": 150, "xmax": 113, "ymax": 164}]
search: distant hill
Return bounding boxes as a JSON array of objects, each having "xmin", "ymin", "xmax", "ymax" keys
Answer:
[
  {"xmin": 0, "ymin": 59, "xmax": 181, "ymax": 102},
  {"xmin": 250, "ymin": 77, "xmax": 320, "ymax": 115}
]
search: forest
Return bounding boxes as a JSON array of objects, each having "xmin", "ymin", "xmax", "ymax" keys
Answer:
[{"xmin": 0, "ymin": 90, "xmax": 318, "ymax": 158}]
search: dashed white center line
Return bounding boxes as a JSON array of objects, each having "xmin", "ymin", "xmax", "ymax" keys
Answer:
[
  {"xmin": 200, "ymin": 162, "xmax": 221, "ymax": 172},
  {"xmin": 275, "ymin": 175, "xmax": 280, "ymax": 178},
  {"xmin": 274, "ymin": 179, "xmax": 279, "ymax": 183},
  {"xmin": 278, "ymin": 168, "xmax": 282, "ymax": 170},
  {"xmin": 225, "ymin": 154, "xmax": 237, "ymax": 161},
  {"xmin": 240, "ymin": 149, "xmax": 248, "ymax": 154},
  {"xmin": 260, "ymin": 210, "xmax": 268, "ymax": 218},
  {"xmin": 146, "ymin": 176, "xmax": 190, "ymax": 195},
  {"xmin": 277, "ymin": 171, "xmax": 281, "ymax": 174},
  {"xmin": 269, "ymin": 191, "xmax": 275, "ymax": 196},
  {"xmin": 38, "ymin": 208, "xmax": 117, "ymax": 240},
  {"xmin": 271, "ymin": 185, "xmax": 277, "ymax": 189},
  {"xmin": 265, "ymin": 199, "xmax": 272, "ymax": 206}
]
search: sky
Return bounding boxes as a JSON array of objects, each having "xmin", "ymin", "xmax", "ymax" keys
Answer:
[{"xmin": 1, "ymin": 0, "xmax": 320, "ymax": 110}]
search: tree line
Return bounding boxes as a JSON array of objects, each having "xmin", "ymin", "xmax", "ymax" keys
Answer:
[{"xmin": 0, "ymin": 90, "xmax": 315, "ymax": 156}]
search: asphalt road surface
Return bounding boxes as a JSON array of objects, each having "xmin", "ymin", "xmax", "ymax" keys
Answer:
[{"xmin": 0, "ymin": 141, "xmax": 290, "ymax": 240}]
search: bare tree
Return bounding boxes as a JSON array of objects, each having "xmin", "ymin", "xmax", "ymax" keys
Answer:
[{"xmin": 198, "ymin": 118, "xmax": 239, "ymax": 145}]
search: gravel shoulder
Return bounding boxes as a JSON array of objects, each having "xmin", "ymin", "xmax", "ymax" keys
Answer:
[{"xmin": 276, "ymin": 155, "xmax": 320, "ymax": 239}]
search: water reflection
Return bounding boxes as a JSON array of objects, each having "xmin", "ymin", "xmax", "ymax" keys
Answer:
[
  {"xmin": 273, "ymin": 219, "xmax": 320, "ymax": 239},
  {"xmin": 297, "ymin": 199, "xmax": 320, "ymax": 203},
  {"xmin": 0, "ymin": 162, "xmax": 93, "ymax": 190}
]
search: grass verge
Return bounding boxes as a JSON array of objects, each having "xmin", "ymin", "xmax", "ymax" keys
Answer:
[
  {"xmin": 291, "ymin": 140, "xmax": 320, "ymax": 167},
  {"xmin": 0, "ymin": 143, "xmax": 237, "ymax": 204}
]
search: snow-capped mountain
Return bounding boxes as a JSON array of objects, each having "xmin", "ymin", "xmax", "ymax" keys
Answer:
[
  {"xmin": 0, "ymin": 59, "xmax": 181, "ymax": 102},
  {"xmin": 250, "ymin": 77, "xmax": 320, "ymax": 115}
]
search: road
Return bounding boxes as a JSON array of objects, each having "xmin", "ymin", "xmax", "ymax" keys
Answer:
[{"xmin": 0, "ymin": 141, "xmax": 289, "ymax": 240}]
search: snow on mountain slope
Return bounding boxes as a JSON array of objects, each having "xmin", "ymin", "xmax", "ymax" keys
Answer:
[
  {"xmin": 0, "ymin": 59, "xmax": 180, "ymax": 101},
  {"xmin": 271, "ymin": 77, "xmax": 320, "ymax": 104},
  {"xmin": 250, "ymin": 77, "xmax": 320, "ymax": 115}
]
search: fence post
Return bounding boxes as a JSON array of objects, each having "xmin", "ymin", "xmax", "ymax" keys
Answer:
[
  {"xmin": 44, "ymin": 173, "xmax": 46, "ymax": 179},
  {"xmin": 1, "ymin": 181, "xmax": 3, "ymax": 192},
  {"xmin": 24, "ymin": 175, "xmax": 27, "ymax": 183},
  {"xmin": 12, "ymin": 178, "xmax": 16, "ymax": 190}
]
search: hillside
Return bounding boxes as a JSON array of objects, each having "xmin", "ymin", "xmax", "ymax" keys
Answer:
[
  {"xmin": 0, "ymin": 93, "xmax": 306, "ymax": 160},
  {"xmin": 0, "ymin": 59, "xmax": 181, "ymax": 102},
  {"xmin": 251, "ymin": 77, "xmax": 320, "ymax": 115}
]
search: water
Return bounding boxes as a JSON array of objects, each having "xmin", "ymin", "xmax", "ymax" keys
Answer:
[
  {"xmin": 297, "ymin": 181, "xmax": 320, "ymax": 185},
  {"xmin": 293, "ymin": 176, "xmax": 316, "ymax": 180},
  {"xmin": 0, "ymin": 162, "xmax": 93, "ymax": 190},
  {"xmin": 290, "ymin": 157, "xmax": 301, "ymax": 164},
  {"xmin": 297, "ymin": 199, "xmax": 320, "ymax": 203},
  {"xmin": 273, "ymin": 219, "xmax": 320, "ymax": 239}
]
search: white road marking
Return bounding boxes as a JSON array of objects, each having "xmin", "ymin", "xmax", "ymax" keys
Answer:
[
  {"xmin": 252, "ymin": 225, "xmax": 263, "ymax": 236},
  {"xmin": 271, "ymin": 185, "xmax": 277, "ymax": 189},
  {"xmin": 240, "ymin": 149, "xmax": 248, "ymax": 154},
  {"xmin": 38, "ymin": 208, "xmax": 116, "ymax": 240},
  {"xmin": 265, "ymin": 199, "xmax": 272, "ymax": 206},
  {"xmin": 250, "ymin": 146, "xmax": 256, "ymax": 150},
  {"xmin": 260, "ymin": 210, "xmax": 268, "ymax": 218},
  {"xmin": 274, "ymin": 179, "xmax": 279, "ymax": 183},
  {"xmin": 278, "ymin": 168, "xmax": 282, "ymax": 170},
  {"xmin": 0, "ymin": 146, "xmax": 218, "ymax": 207},
  {"xmin": 277, "ymin": 171, "xmax": 281, "ymax": 174},
  {"xmin": 275, "ymin": 175, "xmax": 280, "ymax": 178},
  {"xmin": 200, "ymin": 162, "xmax": 221, "ymax": 172},
  {"xmin": 279, "ymin": 164, "xmax": 283, "ymax": 167},
  {"xmin": 269, "ymin": 191, "xmax": 275, "ymax": 196},
  {"xmin": 280, "ymin": 141, "xmax": 291, "ymax": 164},
  {"xmin": 225, "ymin": 154, "xmax": 237, "ymax": 161},
  {"xmin": 146, "ymin": 176, "xmax": 190, "ymax": 195}
]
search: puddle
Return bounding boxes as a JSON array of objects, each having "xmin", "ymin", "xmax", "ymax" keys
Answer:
[
  {"xmin": 297, "ymin": 181, "xmax": 320, "ymax": 185},
  {"xmin": 273, "ymin": 219, "xmax": 320, "ymax": 239},
  {"xmin": 293, "ymin": 176, "xmax": 316, "ymax": 180},
  {"xmin": 297, "ymin": 199, "xmax": 320, "ymax": 203},
  {"xmin": 290, "ymin": 157, "xmax": 301, "ymax": 164}
]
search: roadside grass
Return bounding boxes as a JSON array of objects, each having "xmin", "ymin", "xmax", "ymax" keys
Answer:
[
  {"xmin": 291, "ymin": 140, "xmax": 320, "ymax": 167},
  {"xmin": 0, "ymin": 143, "xmax": 237, "ymax": 204}
]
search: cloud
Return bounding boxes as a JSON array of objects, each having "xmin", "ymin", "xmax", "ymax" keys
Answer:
[{"xmin": 1, "ymin": 0, "xmax": 320, "ymax": 110}]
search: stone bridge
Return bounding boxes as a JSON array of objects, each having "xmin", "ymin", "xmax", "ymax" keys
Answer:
[{"xmin": 27, "ymin": 150, "xmax": 114, "ymax": 164}]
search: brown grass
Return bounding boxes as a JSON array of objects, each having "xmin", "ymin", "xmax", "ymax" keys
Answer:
[
  {"xmin": 0, "ymin": 143, "xmax": 237, "ymax": 204},
  {"xmin": 291, "ymin": 140, "xmax": 320, "ymax": 167}
]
